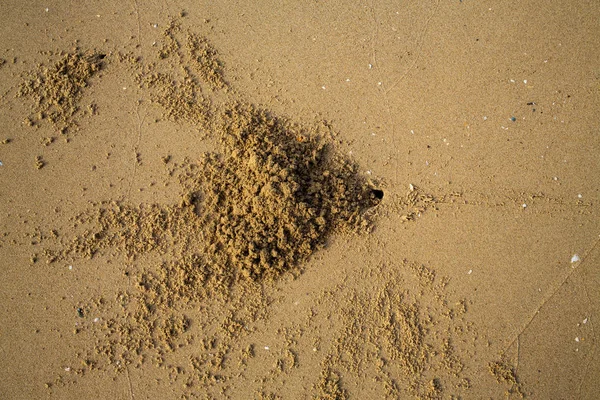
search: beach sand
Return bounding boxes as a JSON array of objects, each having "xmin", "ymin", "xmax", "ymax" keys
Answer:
[{"xmin": 1, "ymin": 1, "xmax": 599, "ymax": 399}]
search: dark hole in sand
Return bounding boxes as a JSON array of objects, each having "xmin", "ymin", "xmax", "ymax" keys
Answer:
[{"xmin": 371, "ymin": 189, "xmax": 384, "ymax": 200}]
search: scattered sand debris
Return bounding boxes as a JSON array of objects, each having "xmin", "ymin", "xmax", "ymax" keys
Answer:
[
  {"xmin": 44, "ymin": 102, "xmax": 380, "ymax": 393},
  {"xmin": 314, "ymin": 365, "xmax": 349, "ymax": 400},
  {"xmin": 255, "ymin": 392, "xmax": 283, "ymax": 400},
  {"xmin": 35, "ymin": 155, "xmax": 45, "ymax": 169},
  {"xmin": 17, "ymin": 50, "xmax": 105, "ymax": 131},
  {"xmin": 158, "ymin": 20, "xmax": 183, "ymax": 60},
  {"xmin": 489, "ymin": 358, "xmax": 525, "ymax": 398},
  {"xmin": 306, "ymin": 260, "xmax": 474, "ymax": 399},
  {"xmin": 186, "ymin": 31, "xmax": 228, "ymax": 91},
  {"xmin": 126, "ymin": 19, "xmax": 229, "ymax": 128},
  {"xmin": 157, "ymin": 20, "xmax": 227, "ymax": 91},
  {"xmin": 142, "ymin": 67, "xmax": 212, "ymax": 126}
]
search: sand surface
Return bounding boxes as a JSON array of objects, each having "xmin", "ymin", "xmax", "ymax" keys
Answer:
[{"xmin": 1, "ymin": 1, "xmax": 599, "ymax": 399}]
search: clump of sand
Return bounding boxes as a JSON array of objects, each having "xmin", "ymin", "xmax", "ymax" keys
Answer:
[
  {"xmin": 489, "ymin": 358, "xmax": 525, "ymax": 398},
  {"xmin": 314, "ymin": 367, "xmax": 349, "ymax": 400},
  {"xmin": 17, "ymin": 50, "xmax": 105, "ymax": 131},
  {"xmin": 181, "ymin": 103, "xmax": 380, "ymax": 281}
]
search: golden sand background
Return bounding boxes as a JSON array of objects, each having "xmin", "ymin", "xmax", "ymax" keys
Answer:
[{"xmin": 1, "ymin": 1, "xmax": 599, "ymax": 399}]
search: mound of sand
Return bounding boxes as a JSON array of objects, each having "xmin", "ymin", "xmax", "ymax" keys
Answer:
[{"xmin": 182, "ymin": 103, "xmax": 380, "ymax": 281}]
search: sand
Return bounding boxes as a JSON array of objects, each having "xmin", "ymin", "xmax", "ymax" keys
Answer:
[{"xmin": 1, "ymin": 1, "xmax": 599, "ymax": 399}]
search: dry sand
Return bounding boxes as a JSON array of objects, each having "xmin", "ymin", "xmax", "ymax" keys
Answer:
[{"xmin": 1, "ymin": 1, "xmax": 599, "ymax": 399}]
